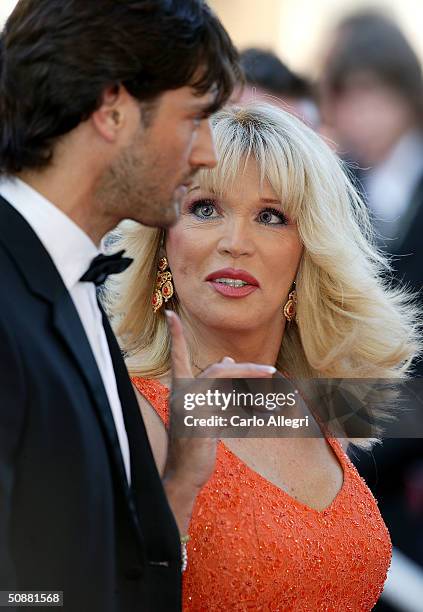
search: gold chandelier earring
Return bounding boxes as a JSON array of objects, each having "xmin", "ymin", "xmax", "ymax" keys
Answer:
[
  {"xmin": 283, "ymin": 282, "xmax": 297, "ymax": 322},
  {"xmin": 152, "ymin": 256, "xmax": 174, "ymax": 313}
]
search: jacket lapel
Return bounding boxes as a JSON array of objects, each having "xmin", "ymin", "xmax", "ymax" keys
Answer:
[
  {"xmin": 99, "ymin": 305, "xmax": 157, "ymax": 494},
  {"xmin": 0, "ymin": 197, "xmax": 138, "ymax": 524},
  {"xmin": 52, "ymin": 292, "xmax": 130, "ymax": 490},
  {"xmin": 99, "ymin": 304, "xmax": 181, "ymax": 564}
]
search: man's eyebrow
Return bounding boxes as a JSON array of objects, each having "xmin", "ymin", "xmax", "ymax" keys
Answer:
[
  {"xmin": 191, "ymin": 86, "xmax": 219, "ymax": 113},
  {"xmin": 190, "ymin": 98, "xmax": 215, "ymax": 112}
]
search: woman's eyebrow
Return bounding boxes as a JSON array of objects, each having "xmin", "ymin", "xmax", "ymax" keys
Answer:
[
  {"xmin": 187, "ymin": 185, "xmax": 200, "ymax": 194},
  {"xmin": 260, "ymin": 197, "xmax": 283, "ymax": 205}
]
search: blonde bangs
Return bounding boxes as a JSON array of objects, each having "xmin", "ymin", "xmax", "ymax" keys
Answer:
[{"xmin": 197, "ymin": 105, "xmax": 306, "ymax": 222}]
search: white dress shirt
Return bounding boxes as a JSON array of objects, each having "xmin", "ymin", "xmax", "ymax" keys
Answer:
[{"xmin": 0, "ymin": 177, "xmax": 131, "ymax": 484}]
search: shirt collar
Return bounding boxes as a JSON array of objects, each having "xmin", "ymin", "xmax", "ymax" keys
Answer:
[{"xmin": 0, "ymin": 177, "xmax": 100, "ymax": 291}]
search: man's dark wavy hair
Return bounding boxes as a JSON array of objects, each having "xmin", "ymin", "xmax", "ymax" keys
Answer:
[{"xmin": 0, "ymin": 0, "xmax": 240, "ymax": 174}]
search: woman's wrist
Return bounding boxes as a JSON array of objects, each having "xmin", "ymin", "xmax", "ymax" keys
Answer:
[{"xmin": 162, "ymin": 473, "xmax": 199, "ymax": 536}]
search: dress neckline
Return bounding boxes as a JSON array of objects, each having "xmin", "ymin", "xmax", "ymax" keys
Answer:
[
  {"xmin": 137, "ymin": 376, "xmax": 348, "ymax": 515},
  {"xmin": 220, "ymin": 436, "xmax": 347, "ymax": 515}
]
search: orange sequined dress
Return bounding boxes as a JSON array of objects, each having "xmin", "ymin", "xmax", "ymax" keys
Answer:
[{"xmin": 133, "ymin": 377, "xmax": 392, "ymax": 611}]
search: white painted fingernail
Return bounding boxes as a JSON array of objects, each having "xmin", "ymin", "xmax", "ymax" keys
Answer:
[
  {"xmin": 222, "ymin": 356, "xmax": 235, "ymax": 363},
  {"xmin": 259, "ymin": 366, "xmax": 276, "ymax": 373}
]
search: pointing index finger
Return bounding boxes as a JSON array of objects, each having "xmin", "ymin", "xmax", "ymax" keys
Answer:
[{"xmin": 165, "ymin": 310, "xmax": 193, "ymax": 379}]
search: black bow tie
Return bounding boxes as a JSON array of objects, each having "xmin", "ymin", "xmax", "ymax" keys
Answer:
[{"xmin": 80, "ymin": 250, "xmax": 133, "ymax": 286}]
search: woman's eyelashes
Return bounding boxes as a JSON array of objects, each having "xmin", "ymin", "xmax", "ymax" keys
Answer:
[
  {"xmin": 257, "ymin": 207, "xmax": 288, "ymax": 226},
  {"xmin": 187, "ymin": 199, "xmax": 288, "ymax": 226},
  {"xmin": 188, "ymin": 199, "xmax": 220, "ymax": 219}
]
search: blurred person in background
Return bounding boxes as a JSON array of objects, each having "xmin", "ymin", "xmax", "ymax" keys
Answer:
[
  {"xmin": 236, "ymin": 47, "xmax": 320, "ymax": 128},
  {"xmin": 320, "ymin": 11, "xmax": 423, "ymax": 284},
  {"xmin": 319, "ymin": 13, "xmax": 423, "ymax": 608}
]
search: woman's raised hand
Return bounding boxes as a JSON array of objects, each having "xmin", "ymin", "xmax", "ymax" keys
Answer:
[{"xmin": 162, "ymin": 310, "xmax": 275, "ymax": 535}]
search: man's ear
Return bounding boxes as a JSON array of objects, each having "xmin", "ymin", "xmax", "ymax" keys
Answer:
[{"xmin": 91, "ymin": 85, "xmax": 133, "ymax": 143}]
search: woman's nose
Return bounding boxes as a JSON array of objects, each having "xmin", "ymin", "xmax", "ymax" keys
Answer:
[{"xmin": 216, "ymin": 219, "xmax": 255, "ymax": 258}]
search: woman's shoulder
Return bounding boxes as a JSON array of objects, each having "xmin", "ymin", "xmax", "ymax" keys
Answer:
[
  {"xmin": 131, "ymin": 375, "xmax": 171, "ymax": 474},
  {"xmin": 132, "ymin": 375, "xmax": 170, "ymax": 426}
]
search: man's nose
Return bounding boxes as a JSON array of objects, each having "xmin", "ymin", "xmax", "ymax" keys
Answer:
[{"xmin": 190, "ymin": 119, "xmax": 217, "ymax": 169}]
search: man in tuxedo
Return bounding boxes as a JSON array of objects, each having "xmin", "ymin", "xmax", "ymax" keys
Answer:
[{"xmin": 0, "ymin": 1, "xmax": 244, "ymax": 610}]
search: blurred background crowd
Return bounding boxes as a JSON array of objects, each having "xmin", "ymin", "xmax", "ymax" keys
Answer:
[{"xmin": 1, "ymin": 0, "xmax": 422, "ymax": 610}]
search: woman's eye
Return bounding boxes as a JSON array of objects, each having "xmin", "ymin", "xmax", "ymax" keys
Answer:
[
  {"xmin": 257, "ymin": 208, "xmax": 287, "ymax": 225},
  {"xmin": 190, "ymin": 199, "xmax": 219, "ymax": 219}
]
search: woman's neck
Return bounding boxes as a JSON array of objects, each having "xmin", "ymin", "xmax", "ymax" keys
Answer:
[{"xmin": 180, "ymin": 312, "xmax": 286, "ymax": 373}]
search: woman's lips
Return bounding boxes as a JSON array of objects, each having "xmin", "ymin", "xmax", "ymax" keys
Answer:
[
  {"xmin": 208, "ymin": 281, "xmax": 258, "ymax": 298},
  {"xmin": 205, "ymin": 269, "xmax": 260, "ymax": 299}
]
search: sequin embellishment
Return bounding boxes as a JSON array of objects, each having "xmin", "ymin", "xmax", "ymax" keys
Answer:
[{"xmin": 133, "ymin": 377, "xmax": 392, "ymax": 611}]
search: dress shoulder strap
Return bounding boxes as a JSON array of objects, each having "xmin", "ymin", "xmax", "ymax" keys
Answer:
[{"xmin": 132, "ymin": 377, "xmax": 170, "ymax": 427}]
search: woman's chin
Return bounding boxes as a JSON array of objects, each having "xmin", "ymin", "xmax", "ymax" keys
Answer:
[{"xmin": 194, "ymin": 309, "xmax": 262, "ymax": 333}]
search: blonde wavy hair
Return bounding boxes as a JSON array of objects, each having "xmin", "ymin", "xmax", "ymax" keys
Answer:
[{"xmin": 105, "ymin": 103, "xmax": 421, "ymax": 449}]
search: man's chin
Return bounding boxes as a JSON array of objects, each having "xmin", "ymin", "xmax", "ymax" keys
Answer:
[
  {"xmin": 136, "ymin": 198, "xmax": 180, "ymax": 229},
  {"xmin": 157, "ymin": 196, "xmax": 180, "ymax": 228}
]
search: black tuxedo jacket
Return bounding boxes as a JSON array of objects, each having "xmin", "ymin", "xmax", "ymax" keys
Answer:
[{"xmin": 0, "ymin": 197, "xmax": 182, "ymax": 611}]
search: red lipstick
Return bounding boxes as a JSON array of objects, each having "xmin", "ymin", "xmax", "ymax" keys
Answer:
[{"xmin": 205, "ymin": 268, "xmax": 259, "ymax": 298}]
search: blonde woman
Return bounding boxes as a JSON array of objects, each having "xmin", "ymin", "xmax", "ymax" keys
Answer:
[{"xmin": 107, "ymin": 103, "xmax": 420, "ymax": 610}]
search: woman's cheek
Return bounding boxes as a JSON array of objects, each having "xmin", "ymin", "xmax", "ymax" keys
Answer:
[
  {"xmin": 167, "ymin": 237, "xmax": 197, "ymax": 285},
  {"xmin": 166, "ymin": 226, "xmax": 191, "ymax": 274}
]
